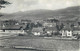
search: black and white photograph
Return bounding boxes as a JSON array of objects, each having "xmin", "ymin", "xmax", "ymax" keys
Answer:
[{"xmin": 0, "ymin": 0, "xmax": 80, "ymax": 51}]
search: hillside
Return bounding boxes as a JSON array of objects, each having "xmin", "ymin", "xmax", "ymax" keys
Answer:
[{"xmin": 0, "ymin": 6, "xmax": 80, "ymax": 21}]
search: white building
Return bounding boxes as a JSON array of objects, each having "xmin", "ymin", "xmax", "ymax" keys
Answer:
[
  {"xmin": 32, "ymin": 27, "xmax": 43, "ymax": 36},
  {"xmin": 61, "ymin": 27, "xmax": 73, "ymax": 37},
  {"xmin": 61, "ymin": 30, "xmax": 72, "ymax": 37}
]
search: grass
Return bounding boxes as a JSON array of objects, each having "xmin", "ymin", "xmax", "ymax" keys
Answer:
[{"xmin": 0, "ymin": 36, "xmax": 79, "ymax": 51}]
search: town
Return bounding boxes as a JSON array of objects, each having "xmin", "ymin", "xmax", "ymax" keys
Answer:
[
  {"xmin": 0, "ymin": 18, "xmax": 80, "ymax": 39},
  {"xmin": 0, "ymin": 0, "xmax": 80, "ymax": 51}
]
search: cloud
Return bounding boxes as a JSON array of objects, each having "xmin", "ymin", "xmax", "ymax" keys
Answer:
[{"xmin": 0, "ymin": 0, "xmax": 80, "ymax": 13}]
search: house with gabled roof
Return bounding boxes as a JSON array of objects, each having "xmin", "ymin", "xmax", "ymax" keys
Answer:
[
  {"xmin": 60, "ymin": 19, "xmax": 79, "ymax": 28},
  {"xmin": 42, "ymin": 18, "xmax": 57, "ymax": 27},
  {"xmin": 32, "ymin": 27, "xmax": 43, "ymax": 36},
  {"xmin": 45, "ymin": 27, "xmax": 57, "ymax": 35},
  {"xmin": 61, "ymin": 26, "xmax": 73, "ymax": 37},
  {"xmin": 0, "ymin": 25, "xmax": 26, "ymax": 34}
]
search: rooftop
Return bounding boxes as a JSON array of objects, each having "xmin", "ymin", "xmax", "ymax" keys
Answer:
[
  {"xmin": 73, "ymin": 27, "xmax": 80, "ymax": 31},
  {"xmin": 32, "ymin": 27, "xmax": 43, "ymax": 32},
  {"xmin": 62, "ymin": 26, "xmax": 72, "ymax": 30},
  {"xmin": 45, "ymin": 27, "xmax": 57, "ymax": 31},
  {"xmin": 1, "ymin": 25, "xmax": 26, "ymax": 30}
]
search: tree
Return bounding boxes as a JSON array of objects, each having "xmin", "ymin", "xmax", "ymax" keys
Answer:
[
  {"xmin": 71, "ymin": 23, "xmax": 74, "ymax": 28},
  {"xmin": 25, "ymin": 23, "xmax": 34, "ymax": 30},
  {"xmin": 56, "ymin": 23, "xmax": 64, "ymax": 31},
  {"xmin": 36, "ymin": 22, "xmax": 42, "ymax": 27},
  {"xmin": 0, "ymin": 0, "xmax": 10, "ymax": 17},
  {"xmin": 0, "ymin": 0, "xmax": 10, "ymax": 9}
]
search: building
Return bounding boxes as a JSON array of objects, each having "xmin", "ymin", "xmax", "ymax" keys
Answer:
[
  {"xmin": 60, "ymin": 20, "xmax": 79, "ymax": 28},
  {"xmin": 43, "ymin": 22, "xmax": 56, "ymax": 27},
  {"xmin": 45, "ymin": 27, "xmax": 57, "ymax": 35},
  {"xmin": 73, "ymin": 27, "xmax": 80, "ymax": 35},
  {"xmin": 20, "ymin": 19, "xmax": 31, "ymax": 25},
  {"xmin": 32, "ymin": 27, "xmax": 43, "ymax": 36},
  {"xmin": 61, "ymin": 27, "xmax": 72, "ymax": 37},
  {"xmin": 0, "ymin": 25, "xmax": 26, "ymax": 34},
  {"xmin": 0, "ymin": 30, "xmax": 25, "ymax": 34},
  {"xmin": 43, "ymin": 18, "xmax": 57, "ymax": 27},
  {"xmin": 2, "ymin": 20, "xmax": 18, "ymax": 26},
  {"xmin": 0, "ymin": 21, "xmax": 2, "ymax": 30}
]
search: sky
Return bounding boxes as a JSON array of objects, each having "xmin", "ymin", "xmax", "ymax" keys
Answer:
[{"xmin": 0, "ymin": 0, "xmax": 80, "ymax": 13}]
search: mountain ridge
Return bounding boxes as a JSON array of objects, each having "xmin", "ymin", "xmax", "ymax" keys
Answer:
[{"xmin": 0, "ymin": 6, "xmax": 80, "ymax": 21}]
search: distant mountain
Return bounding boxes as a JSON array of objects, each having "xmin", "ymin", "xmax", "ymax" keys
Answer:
[{"xmin": 0, "ymin": 6, "xmax": 80, "ymax": 21}]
